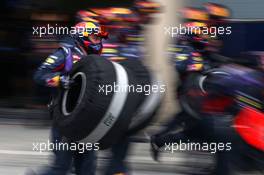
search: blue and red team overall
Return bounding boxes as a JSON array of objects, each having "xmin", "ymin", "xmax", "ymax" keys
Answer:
[
  {"xmin": 31, "ymin": 21, "xmax": 106, "ymax": 175},
  {"xmin": 34, "ymin": 38, "xmax": 87, "ymax": 87},
  {"xmin": 150, "ymin": 4, "xmax": 232, "ymax": 156}
]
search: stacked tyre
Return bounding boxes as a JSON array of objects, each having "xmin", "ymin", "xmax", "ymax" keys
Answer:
[{"xmin": 54, "ymin": 55, "xmax": 163, "ymax": 149}]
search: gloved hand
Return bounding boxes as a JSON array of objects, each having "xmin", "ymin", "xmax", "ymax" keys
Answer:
[{"xmin": 60, "ymin": 75, "xmax": 74, "ymax": 89}]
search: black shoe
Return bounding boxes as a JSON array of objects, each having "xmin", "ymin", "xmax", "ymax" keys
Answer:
[{"xmin": 150, "ymin": 135, "xmax": 160, "ymax": 161}]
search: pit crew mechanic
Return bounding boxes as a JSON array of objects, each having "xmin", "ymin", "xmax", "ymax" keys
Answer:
[
  {"xmin": 150, "ymin": 1, "xmax": 232, "ymax": 169},
  {"xmin": 26, "ymin": 21, "xmax": 108, "ymax": 175}
]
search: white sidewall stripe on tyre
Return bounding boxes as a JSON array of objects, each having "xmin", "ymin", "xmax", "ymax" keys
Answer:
[
  {"xmin": 129, "ymin": 74, "xmax": 164, "ymax": 129},
  {"xmin": 80, "ymin": 62, "xmax": 129, "ymax": 143}
]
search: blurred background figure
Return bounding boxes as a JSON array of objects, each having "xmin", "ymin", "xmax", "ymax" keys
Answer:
[
  {"xmin": 150, "ymin": 3, "xmax": 230, "ymax": 162},
  {"xmin": 151, "ymin": 2, "xmax": 264, "ymax": 175}
]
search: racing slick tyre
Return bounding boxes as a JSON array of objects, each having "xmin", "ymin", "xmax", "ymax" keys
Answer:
[
  {"xmin": 119, "ymin": 60, "xmax": 164, "ymax": 135},
  {"xmin": 53, "ymin": 55, "xmax": 140, "ymax": 149}
]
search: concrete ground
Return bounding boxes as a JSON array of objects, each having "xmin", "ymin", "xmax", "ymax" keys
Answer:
[
  {"xmin": 0, "ymin": 119, "xmax": 262, "ymax": 175},
  {"xmin": 0, "ymin": 119, "xmax": 213, "ymax": 175}
]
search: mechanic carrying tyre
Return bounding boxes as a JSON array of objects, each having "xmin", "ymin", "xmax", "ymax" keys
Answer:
[
  {"xmin": 27, "ymin": 21, "xmax": 108, "ymax": 175},
  {"xmin": 28, "ymin": 19, "xmax": 164, "ymax": 175}
]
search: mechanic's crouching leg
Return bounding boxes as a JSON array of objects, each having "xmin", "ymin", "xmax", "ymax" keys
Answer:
[
  {"xmin": 74, "ymin": 150, "xmax": 97, "ymax": 175},
  {"xmin": 105, "ymin": 137, "xmax": 130, "ymax": 175}
]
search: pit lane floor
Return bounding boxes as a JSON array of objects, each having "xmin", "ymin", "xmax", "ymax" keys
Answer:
[{"xmin": 0, "ymin": 119, "xmax": 261, "ymax": 175}]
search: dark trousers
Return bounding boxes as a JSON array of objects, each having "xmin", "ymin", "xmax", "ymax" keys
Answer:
[
  {"xmin": 40, "ymin": 127, "xmax": 96, "ymax": 175},
  {"xmin": 104, "ymin": 137, "xmax": 130, "ymax": 175}
]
